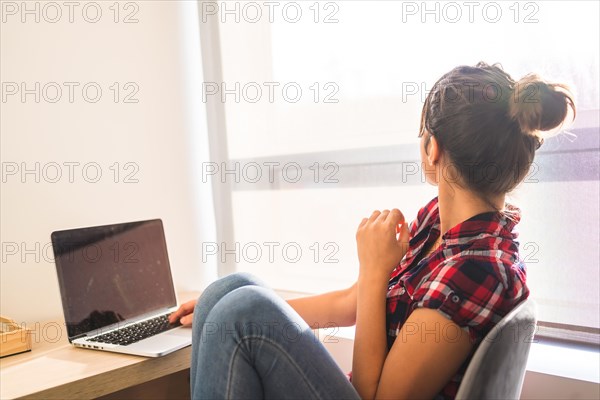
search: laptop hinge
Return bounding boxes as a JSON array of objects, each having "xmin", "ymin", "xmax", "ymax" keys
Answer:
[{"xmin": 70, "ymin": 333, "xmax": 87, "ymax": 342}]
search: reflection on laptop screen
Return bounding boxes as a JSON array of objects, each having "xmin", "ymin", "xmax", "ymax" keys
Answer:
[{"xmin": 52, "ymin": 219, "xmax": 177, "ymax": 339}]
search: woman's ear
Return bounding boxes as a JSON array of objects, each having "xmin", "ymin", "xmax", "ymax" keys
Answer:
[{"xmin": 427, "ymin": 135, "xmax": 441, "ymax": 166}]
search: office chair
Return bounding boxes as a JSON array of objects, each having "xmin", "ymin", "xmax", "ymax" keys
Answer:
[{"xmin": 456, "ymin": 299, "xmax": 537, "ymax": 400}]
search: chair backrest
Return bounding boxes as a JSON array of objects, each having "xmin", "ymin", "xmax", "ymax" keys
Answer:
[{"xmin": 456, "ymin": 299, "xmax": 537, "ymax": 400}]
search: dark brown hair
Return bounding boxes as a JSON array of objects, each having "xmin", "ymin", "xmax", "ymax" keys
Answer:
[{"xmin": 419, "ymin": 62, "xmax": 576, "ymax": 197}]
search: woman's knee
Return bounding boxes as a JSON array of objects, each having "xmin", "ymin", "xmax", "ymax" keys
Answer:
[
  {"xmin": 201, "ymin": 286, "xmax": 307, "ymax": 349},
  {"xmin": 225, "ymin": 271, "xmax": 266, "ymax": 287},
  {"xmin": 196, "ymin": 272, "xmax": 264, "ymax": 304},
  {"xmin": 207, "ymin": 272, "xmax": 265, "ymax": 295},
  {"xmin": 193, "ymin": 272, "xmax": 269, "ymax": 326},
  {"xmin": 207, "ymin": 285, "xmax": 284, "ymax": 324}
]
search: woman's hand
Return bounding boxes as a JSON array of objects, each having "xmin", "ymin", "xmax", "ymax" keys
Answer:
[
  {"xmin": 168, "ymin": 299, "xmax": 197, "ymax": 326},
  {"xmin": 356, "ymin": 209, "xmax": 410, "ymax": 279}
]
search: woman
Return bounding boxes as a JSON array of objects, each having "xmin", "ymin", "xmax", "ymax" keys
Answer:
[{"xmin": 169, "ymin": 62, "xmax": 575, "ymax": 399}]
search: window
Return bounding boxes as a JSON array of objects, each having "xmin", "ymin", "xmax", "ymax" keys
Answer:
[{"xmin": 200, "ymin": 0, "xmax": 600, "ymax": 342}]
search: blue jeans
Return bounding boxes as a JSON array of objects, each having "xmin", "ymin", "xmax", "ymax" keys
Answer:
[{"xmin": 190, "ymin": 272, "xmax": 361, "ymax": 400}]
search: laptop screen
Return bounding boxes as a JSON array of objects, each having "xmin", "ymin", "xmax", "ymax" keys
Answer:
[{"xmin": 52, "ymin": 219, "xmax": 177, "ymax": 339}]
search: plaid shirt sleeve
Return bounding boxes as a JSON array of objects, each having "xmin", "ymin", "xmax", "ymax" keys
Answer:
[{"xmin": 410, "ymin": 258, "xmax": 518, "ymax": 342}]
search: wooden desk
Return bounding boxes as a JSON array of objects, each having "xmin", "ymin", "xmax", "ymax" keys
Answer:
[{"xmin": 1, "ymin": 293, "xmax": 199, "ymax": 400}]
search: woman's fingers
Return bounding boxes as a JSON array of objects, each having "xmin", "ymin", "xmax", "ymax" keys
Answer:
[
  {"xmin": 398, "ymin": 220, "xmax": 410, "ymax": 244},
  {"xmin": 387, "ymin": 208, "xmax": 405, "ymax": 225},
  {"xmin": 376, "ymin": 209, "xmax": 390, "ymax": 222},
  {"xmin": 356, "ymin": 208, "xmax": 411, "ymax": 276},
  {"xmin": 180, "ymin": 313, "xmax": 194, "ymax": 326},
  {"xmin": 168, "ymin": 299, "xmax": 197, "ymax": 323},
  {"xmin": 358, "ymin": 217, "xmax": 369, "ymax": 229},
  {"xmin": 359, "ymin": 209, "xmax": 406, "ymax": 238},
  {"xmin": 369, "ymin": 210, "xmax": 382, "ymax": 221},
  {"xmin": 359, "ymin": 209, "xmax": 406, "ymax": 232},
  {"xmin": 358, "ymin": 210, "xmax": 384, "ymax": 232}
]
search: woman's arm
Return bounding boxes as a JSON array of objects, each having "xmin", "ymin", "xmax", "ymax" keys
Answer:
[
  {"xmin": 374, "ymin": 308, "xmax": 473, "ymax": 399},
  {"xmin": 351, "ymin": 208, "xmax": 474, "ymax": 399},
  {"xmin": 287, "ymin": 283, "xmax": 357, "ymax": 328},
  {"xmin": 352, "ymin": 274, "xmax": 473, "ymax": 400},
  {"xmin": 351, "ymin": 273, "xmax": 389, "ymax": 398},
  {"xmin": 352, "ymin": 209, "xmax": 410, "ymax": 399}
]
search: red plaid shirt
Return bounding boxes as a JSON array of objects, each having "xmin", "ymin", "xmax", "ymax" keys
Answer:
[{"xmin": 386, "ymin": 197, "xmax": 529, "ymax": 399}]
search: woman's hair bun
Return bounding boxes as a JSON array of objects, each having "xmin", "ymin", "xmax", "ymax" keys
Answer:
[{"xmin": 508, "ymin": 74, "xmax": 576, "ymax": 136}]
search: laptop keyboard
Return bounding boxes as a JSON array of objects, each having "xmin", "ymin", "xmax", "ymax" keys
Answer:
[{"xmin": 88, "ymin": 314, "xmax": 180, "ymax": 346}]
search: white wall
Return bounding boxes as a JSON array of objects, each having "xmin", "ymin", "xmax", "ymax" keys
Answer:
[{"xmin": 0, "ymin": 1, "xmax": 217, "ymax": 325}]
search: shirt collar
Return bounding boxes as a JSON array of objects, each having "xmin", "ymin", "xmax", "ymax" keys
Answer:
[
  {"xmin": 392, "ymin": 197, "xmax": 521, "ymax": 279},
  {"xmin": 440, "ymin": 201, "xmax": 521, "ymax": 247}
]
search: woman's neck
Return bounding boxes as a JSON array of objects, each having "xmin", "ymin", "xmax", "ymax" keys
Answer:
[{"xmin": 437, "ymin": 181, "xmax": 505, "ymax": 238}]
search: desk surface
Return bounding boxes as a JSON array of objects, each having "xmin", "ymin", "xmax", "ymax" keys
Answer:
[{"xmin": 0, "ymin": 292, "xmax": 199, "ymax": 400}]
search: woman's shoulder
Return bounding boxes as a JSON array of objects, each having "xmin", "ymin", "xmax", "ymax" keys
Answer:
[
  {"xmin": 442, "ymin": 253, "xmax": 528, "ymax": 296},
  {"xmin": 405, "ymin": 241, "xmax": 528, "ymax": 310},
  {"xmin": 409, "ymin": 254, "xmax": 529, "ymax": 341}
]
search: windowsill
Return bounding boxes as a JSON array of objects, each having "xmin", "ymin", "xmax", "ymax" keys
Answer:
[
  {"xmin": 318, "ymin": 326, "xmax": 600, "ymax": 384},
  {"xmin": 525, "ymin": 339, "xmax": 600, "ymax": 384}
]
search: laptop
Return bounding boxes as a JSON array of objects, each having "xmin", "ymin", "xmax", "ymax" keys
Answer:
[{"xmin": 51, "ymin": 219, "xmax": 192, "ymax": 357}]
